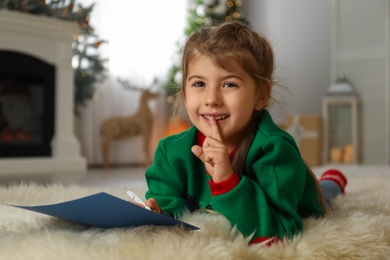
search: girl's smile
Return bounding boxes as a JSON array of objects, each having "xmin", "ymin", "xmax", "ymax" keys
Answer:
[{"xmin": 201, "ymin": 114, "xmax": 229, "ymax": 123}]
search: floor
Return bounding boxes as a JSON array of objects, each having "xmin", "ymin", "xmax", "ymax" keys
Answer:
[
  {"xmin": 0, "ymin": 166, "xmax": 148, "ymax": 189},
  {"xmin": 2, "ymin": 164, "xmax": 388, "ymax": 191}
]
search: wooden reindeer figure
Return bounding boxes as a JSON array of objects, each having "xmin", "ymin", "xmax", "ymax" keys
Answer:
[{"xmin": 100, "ymin": 79, "xmax": 160, "ymax": 169}]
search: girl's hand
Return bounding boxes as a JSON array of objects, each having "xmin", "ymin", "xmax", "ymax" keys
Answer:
[
  {"xmin": 127, "ymin": 200, "xmax": 149, "ymax": 209},
  {"xmin": 191, "ymin": 116, "xmax": 234, "ymax": 183},
  {"xmin": 145, "ymin": 198, "xmax": 162, "ymax": 214}
]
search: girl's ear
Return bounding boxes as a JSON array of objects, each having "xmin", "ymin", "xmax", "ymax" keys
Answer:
[{"xmin": 254, "ymin": 83, "xmax": 271, "ymax": 111}]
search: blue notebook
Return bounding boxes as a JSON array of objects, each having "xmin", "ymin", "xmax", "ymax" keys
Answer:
[{"xmin": 9, "ymin": 192, "xmax": 198, "ymax": 230}]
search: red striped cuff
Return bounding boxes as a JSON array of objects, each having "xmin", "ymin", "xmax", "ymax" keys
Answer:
[
  {"xmin": 209, "ymin": 173, "xmax": 240, "ymax": 196},
  {"xmin": 319, "ymin": 169, "xmax": 347, "ymax": 193}
]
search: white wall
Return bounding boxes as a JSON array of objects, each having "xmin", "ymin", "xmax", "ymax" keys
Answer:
[{"xmin": 243, "ymin": 0, "xmax": 332, "ymax": 119}]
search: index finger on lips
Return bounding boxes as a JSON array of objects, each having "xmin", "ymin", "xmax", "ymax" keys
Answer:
[{"xmin": 210, "ymin": 116, "xmax": 222, "ymax": 141}]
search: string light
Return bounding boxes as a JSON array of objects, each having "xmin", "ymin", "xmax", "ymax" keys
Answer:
[
  {"xmin": 233, "ymin": 12, "xmax": 240, "ymax": 19},
  {"xmin": 196, "ymin": 18, "xmax": 203, "ymax": 24},
  {"xmin": 166, "ymin": 96, "xmax": 175, "ymax": 104}
]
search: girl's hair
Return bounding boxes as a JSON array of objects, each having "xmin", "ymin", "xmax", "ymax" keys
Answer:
[{"xmin": 174, "ymin": 21, "xmax": 326, "ymax": 212}]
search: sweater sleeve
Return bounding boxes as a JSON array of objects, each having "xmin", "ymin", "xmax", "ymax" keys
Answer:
[
  {"xmin": 145, "ymin": 139, "xmax": 188, "ymax": 218},
  {"xmin": 209, "ymin": 135, "xmax": 309, "ymax": 241}
]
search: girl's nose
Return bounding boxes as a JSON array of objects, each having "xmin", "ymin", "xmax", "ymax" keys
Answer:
[{"xmin": 204, "ymin": 88, "xmax": 222, "ymax": 107}]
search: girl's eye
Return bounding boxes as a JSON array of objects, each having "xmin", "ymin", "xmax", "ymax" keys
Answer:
[
  {"xmin": 193, "ymin": 81, "xmax": 205, "ymax": 87},
  {"xmin": 223, "ymin": 82, "xmax": 237, "ymax": 88}
]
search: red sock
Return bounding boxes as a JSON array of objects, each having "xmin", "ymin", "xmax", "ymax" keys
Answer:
[{"xmin": 319, "ymin": 169, "xmax": 347, "ymax": 193}]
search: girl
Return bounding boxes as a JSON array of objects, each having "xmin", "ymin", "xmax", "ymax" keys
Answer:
[{"xmin": 144, "ymin": 21, "xmax": 347, "ymax": 245}]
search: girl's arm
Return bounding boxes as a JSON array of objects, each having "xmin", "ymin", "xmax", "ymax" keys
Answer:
[{"xmin": 144, "ymin": 139, "xmax": 188, "ymax": 217}]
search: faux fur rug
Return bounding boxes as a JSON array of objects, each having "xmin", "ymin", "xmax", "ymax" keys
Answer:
[{"xmin": 1, "ymin": 165, "xmax": 390, "ymax": 259}]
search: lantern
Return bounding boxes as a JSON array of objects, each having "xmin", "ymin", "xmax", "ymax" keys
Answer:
[{"xmin": 322, "ymin": 76, "xmax": 361, "ymax": 164}]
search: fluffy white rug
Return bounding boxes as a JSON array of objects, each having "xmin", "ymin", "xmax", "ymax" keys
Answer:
[{"xmin": 0, "ymin": 165, "xmax": 389, "ymax": 259}]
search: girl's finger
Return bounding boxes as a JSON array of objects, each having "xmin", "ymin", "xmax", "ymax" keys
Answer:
[
  {"xmin": 127, "ymin": 200, "xmax": 146, "ymax": 208},
  {"xmin": 210, "ymin": 116, "xmax": 222, "ymax": 141},
  {"xmin": 145, "ymin": 198, "xmax": 162, "ymax": 214},
  {"xmin": 191, "ymin": 145, "xmax": 204, "ymax": 161}
]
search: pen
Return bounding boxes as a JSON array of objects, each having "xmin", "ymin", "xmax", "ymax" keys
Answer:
[{"xmin": 127, "ymin": 190, "xmax": 151, "ymax": 210}]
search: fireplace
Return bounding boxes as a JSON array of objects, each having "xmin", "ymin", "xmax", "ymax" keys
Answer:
[
  {"xmin": 0, "ymin": 51, "xmax": 55, "ymax": 157},
  {"xmin": 0, "ymin": 10, "xmax": 86, "ymax": 175}
]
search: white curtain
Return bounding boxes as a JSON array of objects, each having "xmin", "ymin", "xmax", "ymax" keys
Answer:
[{"xmin": 76, "ymin": 0, "xmax": 187, "ymax": 166}]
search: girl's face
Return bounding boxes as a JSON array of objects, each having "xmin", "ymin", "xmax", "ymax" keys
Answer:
[{"xmin": 184, "ymin": 55, "xmax": 265, "ymax": 151}]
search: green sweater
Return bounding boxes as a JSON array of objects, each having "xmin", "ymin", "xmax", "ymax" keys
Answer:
[{"xmin": 145, "ymin": 110, "xmax": 324, "ymax": 242}]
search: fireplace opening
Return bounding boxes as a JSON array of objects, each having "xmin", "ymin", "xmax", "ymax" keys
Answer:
[{"xmin": 0, "ymin": 51, "xmax": 55, "ymax": 157}]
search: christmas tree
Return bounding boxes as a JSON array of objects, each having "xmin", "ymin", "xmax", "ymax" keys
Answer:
[
  {"xmin": 0, "ymin": 0, "xmax": 107, "ymax": 114},
  {"xmin": 165, "ymin": 0, "xmax": 247, "ymax": 112}
]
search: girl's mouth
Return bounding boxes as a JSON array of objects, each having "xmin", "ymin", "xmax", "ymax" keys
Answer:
[{"xmin": 202, "ymin": 115, "xmax": 229, "ymax": 121}]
